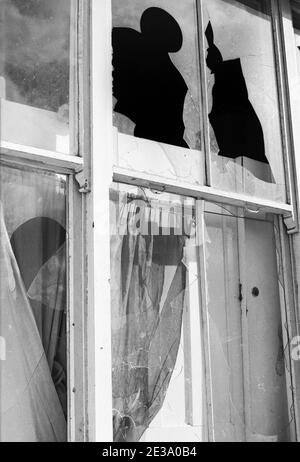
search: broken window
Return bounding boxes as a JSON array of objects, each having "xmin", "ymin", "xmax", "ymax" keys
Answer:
[
  {"xmin": 112, "ymin": 0, "xmax": 204, "ymax": 186},
  {"xmin": 203, "ymin": 0, "xmax": 286, "ymax": 202},
  {"xmin": 112, "ymin": 0, "xmax": 288, "ymax": 204},
  {"xmin": 109, "ymin": 185, "xmax": 294, "ymax": 442},
  {"xmin": 0, "ymin": 0, "xmax": 76, "ymax": 154}
]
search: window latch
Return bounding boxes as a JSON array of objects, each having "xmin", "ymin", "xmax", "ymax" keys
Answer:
[{"xmin": 75, "ymin": 170, "xmax": 91, "ymax": 194}]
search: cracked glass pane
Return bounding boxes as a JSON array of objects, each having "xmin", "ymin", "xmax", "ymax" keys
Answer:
[
  {"xmin": 203, "ymin": 0, "xmax": 286, "ymax": 202},
  {"xmin": 112, "ymin": 0, "xmax": 204, "ymax": 186},
  {"xmin": 110, "ymin": 185, "xmax": 295, "ymax": 442},
  {"xmin": 0, "ymin": 0, "xmax": 76, "ymax": 155}
]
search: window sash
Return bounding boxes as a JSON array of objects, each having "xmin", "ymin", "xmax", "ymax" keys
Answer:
[
  {"xmin": 2, "ymin": 0, "xmax": 298, "ymax": 442},
  {"xmin": 89, "ymin": 0, "xmax": 300, "ymax": 441},
  {"xmin": 0, "ymin": 0, "xmax": 89, "ymax": 442},
  {"xmin": 113, "ymin": 165, "xmax": 293, "ymax": 215},
  {"xmin": 0, "ymin": 0, "xmax": 80, "ymax": 161},
  {"xmin": 110, "ymin": 0, "xmax": 298, "ymax": 224}
]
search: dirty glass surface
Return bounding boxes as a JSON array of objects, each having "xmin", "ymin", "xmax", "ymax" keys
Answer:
[
  {"xmin": 204, "ymin": 203, "xmax": 292, "ymax": 441},
  {"xmin": 110, "ymin": 185, "xmax": 293, "ymax": 442},
  {"xmin": 0, "ymin": 164, "xmax": 67, "ymax": 442},
  {"xmin": 112, "ymin": 0, "xmax": 205, "ymax": 186},
  {"xmin": 0, "ymin": 0, "xmax": 75, "ymax": 155},
  {"xmin": 203, "ymin": 0, "xmax": 286, "ymax": 202},
  {"xmin": 110, "ymin": 184, "xmax": 205, "ymax": 442}
]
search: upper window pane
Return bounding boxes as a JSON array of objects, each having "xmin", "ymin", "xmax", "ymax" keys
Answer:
[
  {"xmin": 112, "ymin": 0, "xmax": 288, "ymax": 204},
  {"xmin": 203, "ymin": 0, "xmax": 286, "ymax": 202},
  {"xmin": 0, "ymin": 0, "xmax": 76, "ymax": 155},
  {"xmin": 112, "ymin": 0, "xmax": 205, "ymax": 186}
]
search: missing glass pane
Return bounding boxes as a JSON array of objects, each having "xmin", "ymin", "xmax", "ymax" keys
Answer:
[
  {"xmin": 204, "ymin": 0, "xmax": 286, "ymax": 202},
  {"xmin": 203, "ymin": 0, "xmax": 286, "ymax": 202},
  {"xmin": 112, "ymin": 0, "xmax": 202, "ymax": 150},
  {"xmin": 205, "ymin": 20, "xmax": 268, "ymax": 165},
  {"xmin": 112, "ymin": 0, "xmax": 205, "ymax": 186}
]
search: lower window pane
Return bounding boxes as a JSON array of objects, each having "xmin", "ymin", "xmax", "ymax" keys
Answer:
[
  {"xmin": 204, "ymin": 203, "xmax": 292, "ymax": 442},
  {"xmin": 0, "ymin": 165, "xmax": 67, "ymax": 442},
  {"xmin": 110, "ymin": 184, "xmax": 293, "ymax": 442},
  {"xmin": 110, "ymin": 185, "xmax": 197, "ymax": 442}
]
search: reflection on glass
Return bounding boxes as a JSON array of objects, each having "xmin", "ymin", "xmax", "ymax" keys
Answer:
[
  {"xmin": 0, "ymin": 0, "xmax": 74, "ymax": 154},
  {"xmin": 112, "ymin": 0, "xmax": 205, "ymax": 186},
  {"xmin": 0, "ymin": 165, "xmax": 67, "ymax": 442},
  {"xmin": 203, "ymin": 0, "xmax": 286, "ymax": 202}
]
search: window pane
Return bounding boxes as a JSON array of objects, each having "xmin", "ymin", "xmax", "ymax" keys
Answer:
[
  {"xmin": 0, "ymin": 165, "xmax": 67, "ymax": 442},
  {"xmin": 112, "ymin": 0, "xmax": 205, "ymax": 186},
  {"xmin": 204, "ymin": 203, "xmax": 292, "ymax": 441},
  {"xmin": 203, "ymin": 0, "xmax": 286, "ymax": 202},
  {"xmin": 110, "ymin": 185, "xmax": 293, "ymax": 442},
  {"xmin": 110, "ymin": 185, "xmax": 205, "ymax": 442},
  {"xmin": 0, "ymin": 0, "xmax": 76, "ymax": 155}
]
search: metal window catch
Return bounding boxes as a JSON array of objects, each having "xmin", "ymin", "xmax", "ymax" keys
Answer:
[
  {"xmin": 75, "ymin": 170, "xmax": 91, "ymax": 194},
  {"xmin": 283, "ymin": 212, "xmax": 298, "ymax": 235}
]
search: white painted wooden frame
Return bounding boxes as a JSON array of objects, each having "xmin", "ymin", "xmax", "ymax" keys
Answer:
[
  {"xmin": 110, "ymin": 0, "xmax": 298, "ymax": 228},
  {"xmin": 0, "ymin": 0, "xmax": 88, "ymax": 443},
  {"xmin": 270, "ymin": 0, "xmax": 300, "ymax": 233},
  {"xmin": 274, "ymin": 216, "xmax": 300, "ymax": 440},
  {"xmin": 2, "ymin": 0, "xmax": 297, "ymax": 443},
  {"xmin": 87, "ymin": 0, "xmax": 114, "ymax": 443},
  {"xmin": 91, "ymin": 0, "xmax": 300, "ymax": 442}
]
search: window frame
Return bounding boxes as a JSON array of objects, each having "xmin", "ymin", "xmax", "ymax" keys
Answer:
[
  {"xmin": 1, "ymin": 0, "xmax": 299, "ymax": 443},
  {"xmin": 89, "ymin": 0, "xmax": 300, "ymax": 442},
  {"xmin": 111, "ymin": 0, "xmax": 299, "ymax": 228},
  {"xmin": 0, "ymin": 0, "xmax": 89, "ymax": 442}
]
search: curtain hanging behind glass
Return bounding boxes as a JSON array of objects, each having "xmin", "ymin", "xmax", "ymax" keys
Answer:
[
  {"xmin": 110, "ymin": 187, "xmax": 194, "ymax": 442},
  {"xmin": 0, "ymin": 165, "xmax": 67, "ymax": 442}
]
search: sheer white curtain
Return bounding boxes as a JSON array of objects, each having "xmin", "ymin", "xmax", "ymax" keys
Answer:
[
  {"xmin": 110, "ymin": 187, "xmax": 193, "ymax": 442},
  {"xmin": 0, "ymin": 166, "xmax": 67, "ymax": 442}
]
